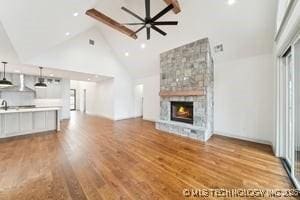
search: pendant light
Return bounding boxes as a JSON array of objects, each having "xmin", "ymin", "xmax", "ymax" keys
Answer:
[
  {"xmin": 0, "ymin": 61, "xmax": 13, "ymax": 88},
  {"xmin": 34, "ymin": 67, "xmax": 47, "ymax": 88}
]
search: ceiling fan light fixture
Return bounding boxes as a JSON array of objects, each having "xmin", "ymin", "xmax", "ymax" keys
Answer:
[{"xmin": 120, "ymin": 0, "xmax": 178, "ymax": 40}]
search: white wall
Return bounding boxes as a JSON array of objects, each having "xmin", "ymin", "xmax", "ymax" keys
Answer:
[
  {"xmin": 96, "ymin": 78, "xmax": 114, "ymax": 119},
  {"xmin": 135, "ymin": 75, "xmax": 160, "ymax": 122},
  {"xmin": 70, "ymin": 79, "xmax": 114, "ymax": 119},
  {"xmin": 0, "ymin": 92, "xmax": 34, "ymax": 106},
  {"xmin": 214, "ymin": 54, "xmax": 275, "ymax": 144},
  {"xmin": 27, "ymin": 27, "xmax": 134, "ymax": 120}
]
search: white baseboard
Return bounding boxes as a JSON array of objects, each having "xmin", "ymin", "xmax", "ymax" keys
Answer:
[
  {"xmin": 114, "ymin": 116, "xmax": 137, "ymax": 121},
  {"xmin": 142, "ymin": 117, "xmax": 156, "ymax": 122},
  {"xmin": 214, "ymin": 131, "xmax": 272, "ymax": 146},
  {"xmin": 85, "ymin": 112, "xmax": 115, "ymax": 120}
]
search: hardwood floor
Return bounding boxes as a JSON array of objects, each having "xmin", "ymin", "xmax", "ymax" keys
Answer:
[{"xmin": 0, "ymin": 112, "xmax": 296, "ymax": 199}]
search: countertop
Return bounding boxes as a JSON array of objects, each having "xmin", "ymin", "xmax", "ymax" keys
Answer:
[{"xmin": 0, "ymin": 107, "xmax": 61, "ymax": 114}]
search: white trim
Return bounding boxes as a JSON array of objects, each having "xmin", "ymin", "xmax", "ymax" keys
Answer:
[
  {"xmin": 114, "ymin": 116, "xmax": 139, "ymax": 121},
  {"xmin": 214, "ymin": 131, "xmax": 273, "ymax": 146},
  {"xmin": 142, "ymin": 117, "xmax": 156, "ymax": 122},
  {"xmin": 275, "ymin": 0, "xmax": 298, "ymax": 41},
  {"xmin": 85, "ymin": 112, "xmax": 114, "ymax": 120}
]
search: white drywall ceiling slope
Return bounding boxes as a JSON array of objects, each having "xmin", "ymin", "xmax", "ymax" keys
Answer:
[
  {"xmin": 0, "ymin": 22, "xmax": 19, "ymax": 63},
  {"xmin": 0, "ymin": 0, "xmax": 97, "ymax": 62},
  {"xmin": 0, "ymin": 0, "xmax": 277, "ymax": 78}
]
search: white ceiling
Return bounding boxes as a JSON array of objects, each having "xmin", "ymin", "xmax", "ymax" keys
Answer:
[
  {"xmin": 0, "ymin": 0, "xmax": 98, "ymax": 61},
  {"xmin": 0, "ymin": 0, "xmax": 278, "ymax": 78}
]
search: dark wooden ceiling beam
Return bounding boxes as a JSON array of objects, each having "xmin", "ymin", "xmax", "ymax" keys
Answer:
[
  {"xmin": 86, "ymin": 8, "xmax": 138, "ymax": 39},
  {"xmin": 163, "ymin": 0, "xmax": 181, "ymax": 14}
]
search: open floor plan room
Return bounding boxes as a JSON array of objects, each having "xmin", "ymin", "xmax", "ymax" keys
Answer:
[
  {"xmin": 0, "ymin": 112, "xmax": 295, "ymax": 199},
  {"xmin": 0, "ymin": 0, "xmax": 300, "ymax": 199}
]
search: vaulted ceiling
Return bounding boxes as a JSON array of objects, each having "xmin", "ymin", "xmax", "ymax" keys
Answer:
[{"xmin": 0, "ymin": 0, "xmax": 277, "ymax": 78}]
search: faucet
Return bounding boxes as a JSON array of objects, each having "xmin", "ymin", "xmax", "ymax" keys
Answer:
[{"xmin": 1, "ymin": 100, "xmax": 8, "ymax": 111}]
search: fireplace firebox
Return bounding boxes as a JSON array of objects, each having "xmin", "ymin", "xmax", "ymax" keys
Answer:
[{"xmin": 171, "ymin": 102, "xmax": 194, "ymax": 124}]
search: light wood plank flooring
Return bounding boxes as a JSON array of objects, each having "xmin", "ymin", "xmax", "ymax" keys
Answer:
[{"xmin": 0, "ymin": 112, "xmax": 296, "ymax": 199}]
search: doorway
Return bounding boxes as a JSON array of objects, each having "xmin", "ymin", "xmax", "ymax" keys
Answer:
[{"xmin": 134, "ymin": 84, "xmax": 144, "ymax": 118}]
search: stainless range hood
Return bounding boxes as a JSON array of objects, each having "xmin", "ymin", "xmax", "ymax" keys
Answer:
[{"xmin": 0, "ymin": 74, "xmax": 35, "ymax": 93}]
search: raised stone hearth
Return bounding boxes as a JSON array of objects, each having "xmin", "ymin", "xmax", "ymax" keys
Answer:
[{"xmin": 156, "ymin": 38, "xmax": 214, "ymax": 142}]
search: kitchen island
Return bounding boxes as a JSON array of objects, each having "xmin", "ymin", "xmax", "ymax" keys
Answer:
[{"xmin": 0, "ymin": 107, "xmax": 60, "ymax": 139}]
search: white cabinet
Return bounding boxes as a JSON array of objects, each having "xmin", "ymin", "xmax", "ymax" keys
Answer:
[
  {"xmin": 33, "ymin": 111, "xmax": 46, "ymax": 130},
  {"xmin": 3, "ymin": 113, "xmax": 20, "ymax": 137},
  {"xmin": 0, "ymin": 115, "xmax": 2, "ymax": 137},
  {"xmin": 0, "ymin": 110, "xmax": 58, "ymax": 138},
  {"xmin": 35, "ymin": 87, "xmax": 47, "ymax": 99},
  {"xmin": 20, "ymin": 112, "xmax": 33, "ymax": 132},
  {"xmin": 35, "ymin": 78, "xmax": 62, "ymax": 99},
  {"xmin": 46, "ymin": 111, "xmax": 56, "ymax": 130},
  {"xmin": 47, "ymin": 83, "xmax": 62, "ymax": 98}
]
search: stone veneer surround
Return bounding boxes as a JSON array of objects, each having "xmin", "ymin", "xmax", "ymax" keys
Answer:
[{"xmin": 156, "ymin": 38, "xmax": 214, "ymax": 141}]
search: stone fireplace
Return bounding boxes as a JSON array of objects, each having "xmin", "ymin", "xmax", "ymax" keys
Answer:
[{"xmin": 156, "ymin": 38, "xmax": 214, "ymax": 142}]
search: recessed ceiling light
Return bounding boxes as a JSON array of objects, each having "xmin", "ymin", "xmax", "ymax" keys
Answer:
[
  {"xmin": 49, "ymin": 73, "xmax": 54, "ymax": 77},
  {"xmin": 73, "ymin": 12, "xmax": 79, "ymax": 17},
  {"xmin": 88, "ymin": 78, "xmax": 91, "ymax": 81},
  {"xmin": 65, "ymin": 32, "xmax": 70, "ymax": 36},
  {"xmin": 141, "ymin": 43, "xmax": 146, "ymax": 49},
  {"xmin": 125, "ymin": 52, "xmax": 129, "ymax": 57},
  {"xmin": 14, "ymin": 70, "xmax": 21, "ymax": 73},
  {"xmin": 227, "ymin": 0, "xmax": 236, "ymax": 5}
]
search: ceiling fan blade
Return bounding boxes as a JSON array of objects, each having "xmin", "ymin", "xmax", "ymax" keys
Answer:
[
  {"xmin": 135, "ymin": 25, "xmax": 146, "ymax": 34},
  {"xmin": 163, "ymin": 0, "xmax": 181, "ymax": 14},
  {"xmin": 151, "ymin": 4, "xmax": 174, "ymax": 22},
  {"xmin": 122, "ymin": 23, "xmax": 145, "ymax": 26},
  {"xmin": 121, "ymin": 7, "xmax": 145, "ymax": 22},
  {"xmin": 86, "ymin": 9, "xmax": 137, "ymax": 39},
  {"xmin": 152, "ymin": 21, "xmax": 178, "ymax": 25},
  {"xmin": 147, "ymin": 27, "xmax": 150, "ymax": 40},
  {"xmin": 151, "ymin": 25, "xmax": 167, "ymax": 36},
  {"xmin": 145, "ymin": 0, "xmax": 150, "ymax": 19}
]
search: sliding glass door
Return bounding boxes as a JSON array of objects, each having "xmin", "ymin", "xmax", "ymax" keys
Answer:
[
  {"xmin": 294, "ymin": 38, "xmax": 300, "ymax": 184},
  {"xmin": 279, "ymin": 36, "xmax": 300, "ymax": 188},
  {"xmin": 286, "ymin": 53, "xmax": 294, "ymax": 167}
]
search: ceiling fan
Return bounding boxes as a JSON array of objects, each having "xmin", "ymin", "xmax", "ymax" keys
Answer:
[
  {"xmin": 121, "ymin": 0, "xmax": 178, "ymax": 40},
  {"xmin": 86, "ymin": 0, "xmax": 181, "ymax": 40}
]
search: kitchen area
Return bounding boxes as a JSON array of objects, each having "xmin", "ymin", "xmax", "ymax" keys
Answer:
[{"xmin": 0, "ymin": 61, "xmax": 109, "ymax": 139}]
